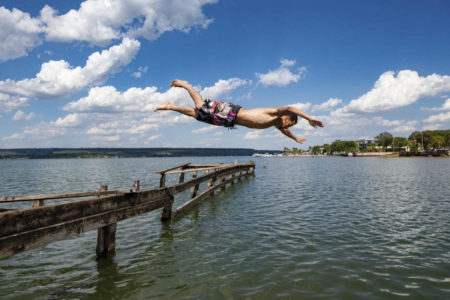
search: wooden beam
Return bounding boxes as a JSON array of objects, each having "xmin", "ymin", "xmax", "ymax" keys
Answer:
[
  {"xmin": 164, "ymin": 166, "xmax": 227, "ymax": 175},
  {"xmin": 167, "ymin": 163, "xmax": 254, "ymax": 195},
  {"xmin": 0, "ymin": 196, "xmax": 171, "ymax": 259},
  {"xmin": 156, "ymin": 163, "xmax": 191, "ymax": 174},
  {"xmin": 172, "ymin": 171, "xmax": 249, "ymax": 218},
  {"xmin": 0, "ymin": 189, "xmax": 130, "ymax": 203},
  {"xmin": 0, "ymin": 188, "xmax": 170, "ymax": 237}
]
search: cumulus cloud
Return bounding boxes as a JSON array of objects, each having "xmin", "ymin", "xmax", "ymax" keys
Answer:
[
  {"xmin": 0, "ymin": 38, "xmax": 140, "ymax": 99},
  {"xmin": 244, "ymin": 130, "xmax": 262, "ymax": 140},
  {"xmin": 132, "ymin": 66, "xmax": 148, "ymax": 79},
  {"xmin": 192, "ymin": 126, "xmax": 217, "ymax": 134},
  {"xmin": 146, "ymin": 134, "xmax": 162, "ymax": 142},
  {"xmin": 12, "ymin": 110, "xmax": 35, "ymax": 121},
  {"xmin": 0, "ymin": 0, "xmax": 216, "ymax": 60},
  {"xmin": 425, "ymin": 98, "xmax": 450, "ymax": 111},
  {"xmin": 345, "ymin": 70, "xmax": 450, "ymax": 113},
  {"xmin": 0, "ymin": 93, "xmax": 29, "ymax": 112},
  {"xmin": 256, "ymin": 58, "xmax": 306, "ymax": 87},
  {"xmin": 0, "ymin": 7, "xmax": 44, "ymax": 61},
  {"xmin": 65, "ymin": 77, "xmax": 247, "ymax": 113},
  {"xmin": 312, "ymin": 98, "xmax": 343, "ymax": 112},
  {"xmin": 41, "ymin": 0, "xmax": 216, "ymax": 45},
  {"xmin": 53, "ymin": 113, "xmax": 84, "ymax": 127},
  {"xmin": 201, "ymin": 78, "xmax": 249, "ymax": 100},
  {"xmin": 423, "ymin": 111, "xmax": 450, "ymax": 124},
  {"xmin": 290, "ymin": 102, "xmax": 312, "ymax": 111},
  {"xmin": 65, "ymin": 85, "xmax": 185, "ymax": 113}
]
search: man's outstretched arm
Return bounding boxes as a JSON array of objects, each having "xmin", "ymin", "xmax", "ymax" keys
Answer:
[
  {"xmin": 278, "ymin": 106, "xmax": 324, "ymax": 128},
  {"xmin": 277, "ymin": 126, "xmax": 306, "ymax": 144}
]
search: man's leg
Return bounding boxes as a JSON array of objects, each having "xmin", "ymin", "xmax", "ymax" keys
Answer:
[
  {"xmin": 170, "ymin": 80, "xmax": 204, "ymax": 109},
  {"xmin": 154, "ymin": 101, "xmax": 197, "ymax": 118}
]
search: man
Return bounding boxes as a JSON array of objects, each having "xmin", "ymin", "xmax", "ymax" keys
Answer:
[{"xmin": 154, "ymin": 79, "xmax": 324, "ymax": 143}]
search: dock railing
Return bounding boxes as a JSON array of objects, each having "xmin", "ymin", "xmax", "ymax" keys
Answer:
[{"xmin": 0, "ymin": 161, "xmax": 255, "ymax": 259}]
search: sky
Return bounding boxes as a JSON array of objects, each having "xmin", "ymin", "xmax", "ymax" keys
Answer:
[{"xmin": 0, "ymin": 0, "xmax": 449, "ymax": 150}]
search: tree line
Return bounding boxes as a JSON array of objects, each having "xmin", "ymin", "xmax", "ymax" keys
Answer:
[{"xmin": 284, "ymin": 129, "xmax": 450, "ymax": 155}]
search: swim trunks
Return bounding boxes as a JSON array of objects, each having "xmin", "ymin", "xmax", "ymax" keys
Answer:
[{"xmin": 196, "ymin": 99, "xmax": 241, "ymax": 128}]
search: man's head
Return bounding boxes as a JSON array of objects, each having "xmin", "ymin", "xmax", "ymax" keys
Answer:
[{"xmin": 281, "ymin": 113, "xmax": 297, "ymax": 128}]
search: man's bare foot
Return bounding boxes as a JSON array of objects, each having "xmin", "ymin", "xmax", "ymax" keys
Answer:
[
  {"xmin": 170, "ymin": 79, "xmax": 189, "ymax": 88},
  {"xmin": 154, "ymin": 100, "xmax": 173, "ymax": 112}
]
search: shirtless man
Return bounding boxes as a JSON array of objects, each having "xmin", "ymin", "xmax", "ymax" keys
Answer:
[{"xmin": 154, "ymin": 79, "xmax": 324, "ymax": 143}]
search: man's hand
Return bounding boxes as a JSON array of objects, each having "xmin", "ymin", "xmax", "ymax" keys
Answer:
[
  {"xmin": 296, "ymin": 137, "xmax": 306, "ymax": 143},
  {"xmin": 308, "ymin": 118, "xmax": 324, "ymax": 128},
  {"xmin": 171, "ymin": 79, "xmax": 190, "ymax": 88}
]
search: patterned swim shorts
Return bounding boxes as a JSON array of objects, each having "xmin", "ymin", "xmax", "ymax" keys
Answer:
[{"xmin": 196, "ymin": 99, "xmax": 241, "ymax": 128}]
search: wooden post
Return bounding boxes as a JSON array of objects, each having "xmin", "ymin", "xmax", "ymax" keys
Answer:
[
  {"xmin": 98, "ymin": 185, "xmax": 108, "ymax": 197},
  {"xmin": 96, "ymin": 184, "xmax": 116, "ymax": 257},
  {"xmin": 221, "ymin": 176, "xmax": 226, "ymax": 190},
  {"xmin": 207, "ymin": 175, "xmax": 216, "ymax": 189},
  {"xmin": 96, "ymin": 223, "xmax": 117, "ymax": 257},
  {"xmin": 133, "ymin": 180, "xmax": 140, "ymax": 192},
  {"xmin": 160, "ymin": 173, "xmax": 166, "ymax": 188},
  {"xmin": 32, "ymin": 199, "xmax": 44, "ymax": 208},
  {"xmin": 159, "ymin": 173, "xmax": 173, "ymax": 221},
  {"xmin": 161, "ymin": 195, "xmax": 174, "ymax": 222},
  {"xmin": 230, "ymin": 173, "xmax": 235, "ymax": 185},
  {"xmin": 178, "ymin": 167, "xmax": 185, "ymax": 183},
  {"xmin": 190, "ymin": 171, "xmax": 199, "ymax": 198}
]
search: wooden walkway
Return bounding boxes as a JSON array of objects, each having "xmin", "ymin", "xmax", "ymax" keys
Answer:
[{"xmin": 0, "ymin": 161, "xmax": 255, "ymax": 259}]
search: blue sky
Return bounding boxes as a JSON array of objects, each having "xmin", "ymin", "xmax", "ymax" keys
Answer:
[{"xmin": 0, "ymin": 0, "xmax": 449, "ymax": 150}]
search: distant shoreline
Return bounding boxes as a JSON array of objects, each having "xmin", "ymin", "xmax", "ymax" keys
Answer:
[{"xmin": 0, "ymin": 148, "xmax": 282, "ymax": 160}]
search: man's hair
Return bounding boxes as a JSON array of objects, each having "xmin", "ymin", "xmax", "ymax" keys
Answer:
[{"xmin": 288, "ymin": 113, "xmax": 298, "ymax": 124}]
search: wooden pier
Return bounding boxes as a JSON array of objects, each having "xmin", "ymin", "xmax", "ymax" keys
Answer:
[{"xmin": 0, "ymin": 161, "xmax": 255, "ymax": 259}]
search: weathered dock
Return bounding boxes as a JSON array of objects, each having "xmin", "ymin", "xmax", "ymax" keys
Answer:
[{"xmin": 0, "ymin": 161, "xmax": 255, "ymax": 259}]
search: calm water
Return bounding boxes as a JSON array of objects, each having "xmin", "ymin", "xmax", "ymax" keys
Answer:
[{"xmin": 0, "ymin": 157, "xmax": 449, "ymax": 299}]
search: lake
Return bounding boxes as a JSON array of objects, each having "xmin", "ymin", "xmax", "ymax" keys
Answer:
[{"xmin": 0, "ymin": 157, "xmax": 449, "ymax": 299}]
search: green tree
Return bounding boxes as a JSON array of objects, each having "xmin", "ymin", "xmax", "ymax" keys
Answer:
[
  {"xmin": 311, "ymin": 145, "xmax": 321, "ymax": 154},
  {"xmin": 283, "ymin": 147, "xmax": 291, "ymax": 154},
  {"xmin": 393, "ymin": 137, "xmax": 408, "ymax": 150},
  {"xmin": 430, "ymin": 135, "xmax": 445, "ymax": 149},
  {"xmin": 376, "ymin": 132, "xmax": 393, "ymax": 150}
]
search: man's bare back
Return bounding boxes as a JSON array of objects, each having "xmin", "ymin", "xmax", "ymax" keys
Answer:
[{"xmin": 155, "ymin": 79, "xmax": 324, "ymax": 143}]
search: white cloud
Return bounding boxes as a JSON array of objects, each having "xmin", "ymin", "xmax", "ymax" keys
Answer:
[
  {"xmin": 147, "ymin": 134, "xmax": 162, "ymax": 142},
  {"xmin": 423, "ymin": 111, "xmax": 450, "ymax": 124},
  {"xmin": 256, "ymin": 58, "xmax": 306, "ymax": 87},
  {"xmin": 391, "ymin": 125, "xmax": 417, "ymax": 133},
  {"xmin": 192, "ymin": 126, "xmax": 216, "ymax": 134},
  {"xmin": 312, "ymin": 98, "xmax": 343, "ymax": 112},
  {"xmin": 65, "ymin": 77, "xmax": 247, "ymax": 113},
  {"xmin": 64, "ymin": 85, "xmax": 186, "ymax": 113},
  {"xmin": 201, "ymin": 78, "xmax": 249, "ymax": 100},
  {"xmin": 41, "ymin": 0, "xmax": 216, "ymax": 45},
  {"xmin": 244, "ymin": 130, "xmax": 262, "ymax": 140},
  {"xmin": 97, "ymin": 135, "xmax": 120, "ymax": 142},
  {"xmin": 87, "ymin": 127, "xmax": 114, "ymax": 135},
  {"xmin": 126, "ymin": 123, "xmax": 159, "ymax": 134},
  {"xmin": 0, "ymin": 38, "xmax": 140, "ymax": 99},
  {"xmin": 0, "ymin": 93, "xmax": 29, "ymax": 112},
  {"xmin": 290, "ymin": 102, "xmax": 312, "ymax": 112},
  {"xmin": 132, "ymin": 66, "xmax": 148, "ymax": 79},
  {"xmin": 345, "ymin": 70, "xmax": 450, "ymax": 113},
  {"xmin": 12, "ymin": 110, "xmax": 35, "ymax": 121},
  {"xmin": 425, "ymin": 98, "xmax": 450, "ymax": 111},
  {"xmin": 213, "ymin": 131, "xmax": 223, "ymax": 136},
  {"xmin": 0, "ymin": 7, "xmax": 44, "ymax": 61},
  {"xmin": 53, "ymin": 113, "xmax": 84, "ymax": 127}
]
